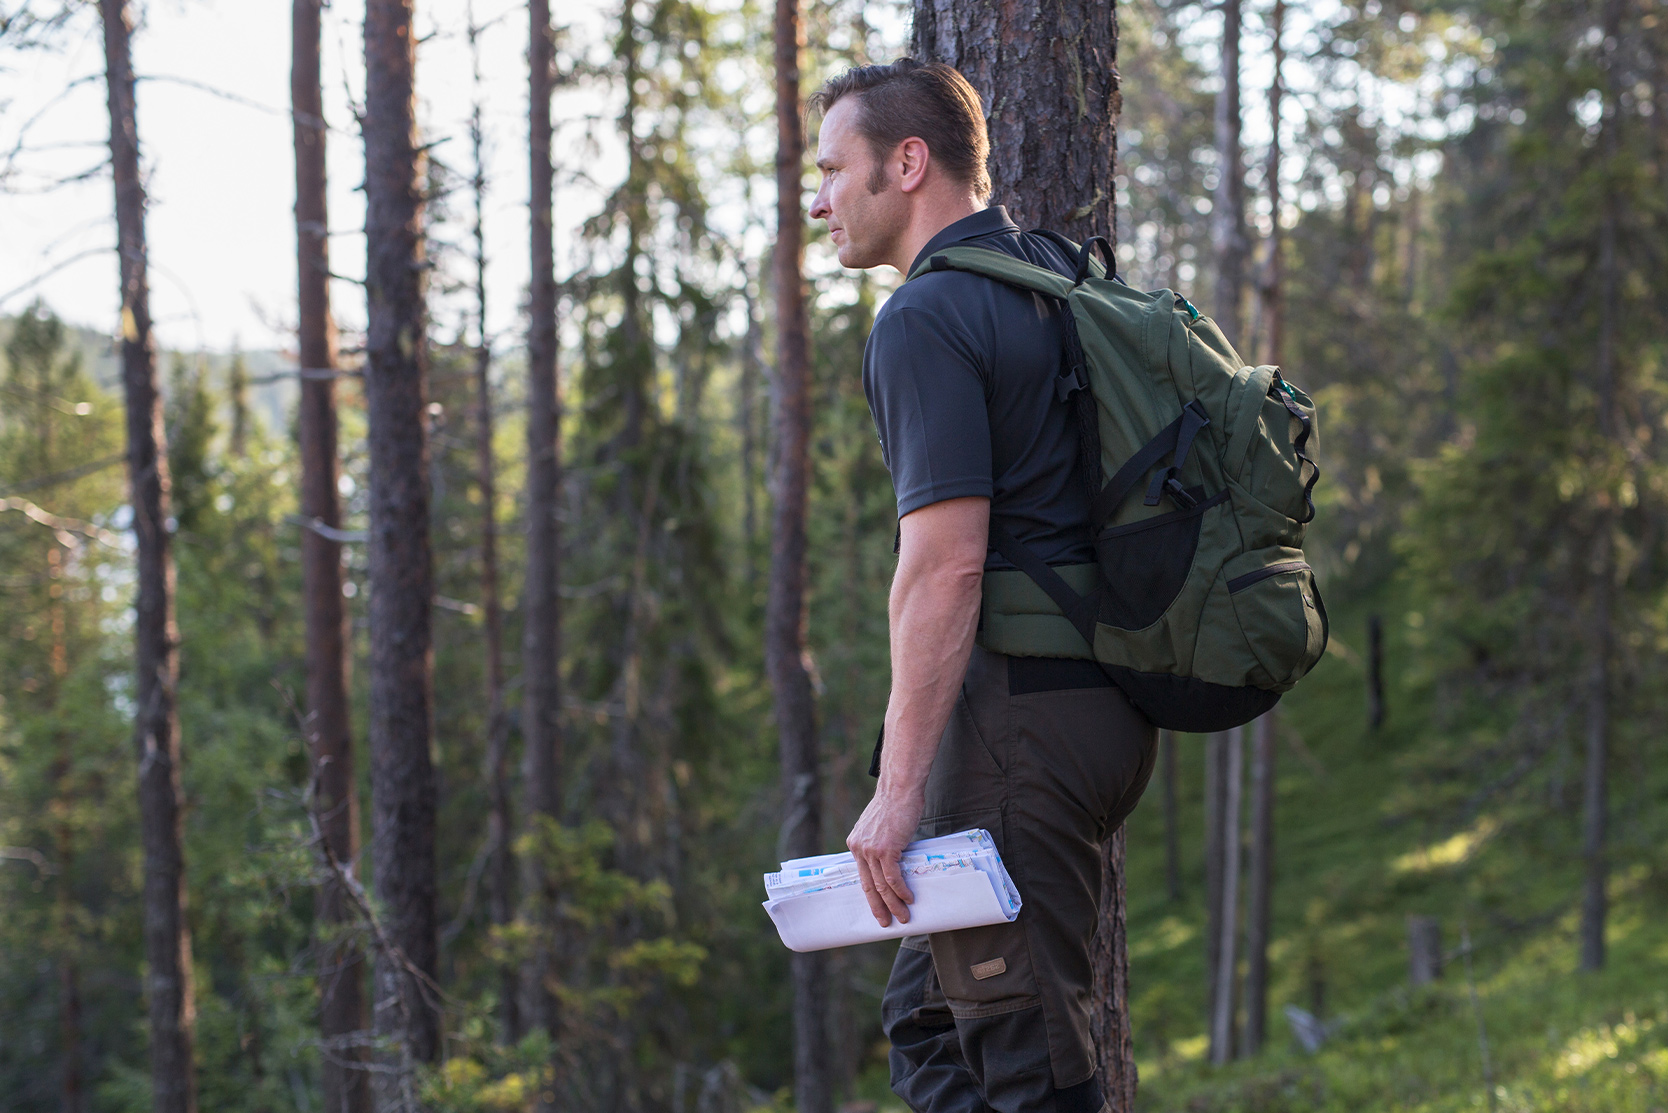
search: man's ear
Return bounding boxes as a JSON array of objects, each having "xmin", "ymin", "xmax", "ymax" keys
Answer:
[{"xmin": 897, "ymin": 137, "xmax": 930, "ymax": 194}]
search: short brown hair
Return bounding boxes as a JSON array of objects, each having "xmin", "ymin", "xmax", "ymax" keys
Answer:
[{"xmin": 809, "ymin": 59, "xmax": 992, "ymax": 200}]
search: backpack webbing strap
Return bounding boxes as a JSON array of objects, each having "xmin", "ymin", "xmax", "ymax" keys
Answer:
[
  {"xmin": 1089, "ymin": 400, "xmax": 1212, "ymax": 531},
  {"xmin": 1270, "ymin": 371, "xmax": 1319, "ymax": 523},
  {"xmin": 987, "ymin": 519, "xmax": 1100, "ymax": 653}
]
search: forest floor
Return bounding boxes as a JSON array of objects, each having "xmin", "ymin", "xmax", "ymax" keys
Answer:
[{"xmin": 847, "ymin": 586, "xmax": 1668, "ymax": 1113}]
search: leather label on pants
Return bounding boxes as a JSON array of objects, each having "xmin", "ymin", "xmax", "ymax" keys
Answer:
[{"xmin": 970, "ymin": 957, "xmax": 1007, "ymax": 980}]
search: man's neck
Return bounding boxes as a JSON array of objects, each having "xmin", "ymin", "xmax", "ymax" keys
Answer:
[{"xmin": 890, "ymin": 197, "xmax": 986, "ymax": 274}]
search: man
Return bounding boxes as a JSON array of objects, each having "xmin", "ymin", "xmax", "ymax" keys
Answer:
[{"xmin": 808, "ymin": 60, "xmax": 1157, "ymax": 1113}]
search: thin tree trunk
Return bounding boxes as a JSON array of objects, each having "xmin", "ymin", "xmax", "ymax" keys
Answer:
[
  {"xmin": 912, "ymin": 3, "xmax": 1129, "ymax": 1098},
  {"xmin": 740, "ymin": 258, "xmax": 766, "ymax": 585},
  {"xmin": 1259, "ymin": 0, "xmax": 1284, "ymax": 368},
  {"xmin": 463, "ymin": 7, "xmax": 519, "ymax": 1044},
  {"xmin": 1241, "ymin": 18, "xmax": 1283, "ymax": 1056},
  {"xmin": 1209, "ymin": 725, "xmax": 1243, "ymax": 1065},
  {"xmin": 522, "ymin": 0, "xmax": 564, "ymax": 1050},
  {"xmin": 363, "ymin": 0, "xmax": 441, "ymax": 1099},
  {"xmin": 100, "ymin": 4, "xmax": 197, "ymax": 1110},
  {"xmin": 1212, "ymin": 0, "xmax": 1248, "ymax": 348},
  {"xmin": 1581, "ymin": 0, "xmax": 1624, "ymax": 975},
  {"xmin": 769, "ymin": 2, "xmax": 829, "ymax": 1109},
  {"xmin": 294, "ymin": 2, "xmax": 370, "ymax": 1108},
  {"xmin": 1161, "ymin": 729, "xmax": 1181, "ymax": 902},
  {"xmin": 1091, "ymin": 827, "xmax": 1136, "ymax": 1109},
  {"xmin": 1242, "ymin": 712, "xmax": 1275, "ymax": 1056},
  {"xmin": 1203, "ymin": 732, "xmax": 1224, "ymax": 1052},
  {"xmin": 1367, "ymin": 614, "xmax": 1385, "ymax": 732}
]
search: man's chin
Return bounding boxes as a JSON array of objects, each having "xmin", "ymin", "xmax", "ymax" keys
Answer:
[{"xmin": 836, "ymin": 242, "xmax": 881, "ymax": 271}]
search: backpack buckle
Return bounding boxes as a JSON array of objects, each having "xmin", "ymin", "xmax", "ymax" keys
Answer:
[{"xmin": 1055, "ymin": 362, "xmax": 1088, "ymax": 403}]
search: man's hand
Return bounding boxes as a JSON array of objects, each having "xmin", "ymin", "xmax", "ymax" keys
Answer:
[
  {"xmin": 846, "ymin": 496, "xmax": 988, "ymax": 927},
  {"xmin": 847, "ymin": 787, "xmax": 925, "ymax": 926}
]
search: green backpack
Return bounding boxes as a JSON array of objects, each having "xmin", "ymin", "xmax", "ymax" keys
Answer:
[{"xmin": 910, "ymin": 234, "xmax": 1327, "ymax": 733}]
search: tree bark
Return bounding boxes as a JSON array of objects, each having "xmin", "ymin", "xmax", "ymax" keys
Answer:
[
  {"xmin": 1091, "ymin": 827, "xmax": 1136, "ymax": 1109},
  {"xmin": 1242, "ymin": 713, "xmax": 1275, "ymax": 1057},
  {"xmin": 522, "ymin": 0, "xmax": 564, "ymax": 1050},
  {"xmin": 769, "ymin": 2, "xmax": 830, "ymax": 1109},
  {"xmin": 1204, "ymin": 728, "xmax": 1242, "ymax": 1065},
  {"xmin": 1203, "ymin": 733, "xmax": 1223, "ymax": 1054},
  {"xmin": 1161, "ymin": 729, "xmax": 1181, "ymax": 902},
  {"xmin": 294, "ymin": 2, "xmax": 370, "ymax": 1108},
  {"xmin": 1367, "ymin": 614, "xmax": 1385, "ymax": 732},
  {"xmin": 100, "ymin": 4, "xmax": 198, "ymax": 1110},
  {"xmin": 1209, "ymin": 726, "xmax": 1242, "ymax": 1065},
  {"xmin": 912, "ymin": 0, "xmax": 1119, "ymax": 239},
  {"xmin": 1211, "ymin": 0, "xmax": 1249, "ymax": 348},
  {"xmin": 912, "ymin": 2, "xmax": 1129, "ymax": 1100},
  {"xmin": 363, "ymin": 0, "xmax": 440, "ymax": 1098},
  {"xmin": 1258, "ymin": 0, "xmax": 1285, "ymax": 368}
]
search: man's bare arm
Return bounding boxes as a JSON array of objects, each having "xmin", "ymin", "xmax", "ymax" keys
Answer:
[{"xmin": 847, "ymin": 495, "xmax": 989, "ymax": 926}]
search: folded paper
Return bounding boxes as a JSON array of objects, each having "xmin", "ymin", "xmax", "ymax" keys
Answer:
[{"xmin": 762, "ymin": 829, "xmax": 1022, "ymax": 952}]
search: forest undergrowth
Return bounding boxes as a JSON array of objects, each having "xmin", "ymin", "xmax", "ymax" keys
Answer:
[{"xmin": 1123, "ymin": 587, "xmax": 1667, "ymax": 1113}]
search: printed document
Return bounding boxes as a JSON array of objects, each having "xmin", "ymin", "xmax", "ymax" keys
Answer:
[{"xmin": 763, "ymin": 828, "xmax": 1021, "ymax": 952}]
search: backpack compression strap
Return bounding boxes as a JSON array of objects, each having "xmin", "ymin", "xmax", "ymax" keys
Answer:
[{"xmin": 986, "ymin": 518, "xmax": 1100, "ymax": 653}]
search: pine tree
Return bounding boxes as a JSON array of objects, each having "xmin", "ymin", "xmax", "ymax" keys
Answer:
[
  {"xmin": 363, "ymin": 0, "xmax": 441, "ymax": 1099},
  {"xmin": 292, "ymin": 0, "xmax": 369, "ymax": 1106},
  {"xmin": 99, "ymin": 3, "xmax": 198, "ymax": 1107}
]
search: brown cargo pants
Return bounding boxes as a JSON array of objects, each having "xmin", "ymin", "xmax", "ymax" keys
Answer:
[{"xmin": 881, "ymin": 645, "xmax": 1157, "ymax": 1113}]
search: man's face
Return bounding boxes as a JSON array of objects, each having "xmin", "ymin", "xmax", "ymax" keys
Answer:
[{"xmin": 810, "ymin": 98, "xmax": 909, "ymax": 270}]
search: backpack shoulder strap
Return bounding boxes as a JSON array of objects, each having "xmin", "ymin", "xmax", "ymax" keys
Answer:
[{"xmin": 906, "ymin": 245, "xmax": 1076, "ymax": 301}]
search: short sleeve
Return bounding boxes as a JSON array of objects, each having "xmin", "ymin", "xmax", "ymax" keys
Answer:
[{"xmin": 862, "ymin": 303, "xmax": 993, "ymax": 517}]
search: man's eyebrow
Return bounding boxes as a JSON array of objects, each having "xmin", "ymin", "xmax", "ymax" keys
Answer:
[{"xmin": 815, "ymin": 156, "xmax": 836, "ymax": 171}]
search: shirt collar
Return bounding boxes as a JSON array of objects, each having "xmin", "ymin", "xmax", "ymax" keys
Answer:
[{"xmin": 908, "ymin": 206, "xmax": 1021, "ymax": 277}]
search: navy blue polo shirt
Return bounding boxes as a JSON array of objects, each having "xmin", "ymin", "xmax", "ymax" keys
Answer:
[{"xmin": 862, "ymin": 206, "xmax": 1094, "ymax": 569}]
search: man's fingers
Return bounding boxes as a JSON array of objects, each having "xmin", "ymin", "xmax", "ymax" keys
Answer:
[
  {"xmin": 854, "ymin": 853, "xmax": 892, "ymax": 927},
  {"xmin": 879, "ymin": 855, "xmax": 915, "ymax": 923}
]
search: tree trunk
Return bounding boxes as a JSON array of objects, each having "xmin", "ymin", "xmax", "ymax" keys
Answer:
[
  {"xmin": 522, "ymin": 0, "xmax": 564, "ymax": 1051},
  {"xmin": 1241, "ymin": 713, "xmax": 1275, "ymax": 1056},
  {"xmin": 363, "ymin": 0, "xmax": 441, "ymax": 1099},
  {"xmin": 100, "ymin": 4, "xmax": 198, "ymax": 1110},
  {"xmin": 769, "ymin": 2, "xmax": 830, "ymax": 1109},
  {"xmin": 1161, "ymin": 729, "xmax": 1181, "ymax": 902},
  {"xmin": 1240, "ymin": 18, "xmax": 1282, "ymax": 1057},
  {"xmin": 463, "ymin": 10, "xmax": 519, "ymax": 1045},
  {"xmin": 294, "ymin": 2, "xmax": 371, "ymax": 1108},
  {"xmin": 1205, "ymin": 728, "xmax": 1242, "ymax": 1065},
  {"xmin": 912, "ymin": 0, "xmax": 1119, "ymax": 239},
  {"xmin": 912, "ymin": 2, "xmax": 1128, "ymax": 1099},
  {"xmin": 1203, "ymin": 733, "xmax": 1223, "ymax": 1053},
  {"xmin": 1211, "ymin": 0, "xmax": 1248, "ymax": 348},
  {"xmin": 1367, "ymin": 614, "xmax": 1385, "ymax": 732},
  {"xmin": 1581, "ymin": 0, "xmax": 1624, "ymax": 976},
  {"xmin": 1091, "ymin": 827, "xmax": 1136, "ymax": 1109},
  {"xmin": 1258, "ymin": 0, "xmax": 1285, "ymax": 368}
]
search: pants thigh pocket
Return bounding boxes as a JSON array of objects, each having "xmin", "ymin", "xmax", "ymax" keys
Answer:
[{"xmin": 930, "ymin": 918, "xmax": 1038, "ymax": 1012}]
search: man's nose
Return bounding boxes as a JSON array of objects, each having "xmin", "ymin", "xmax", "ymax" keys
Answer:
[{"xmin": 809, "ymin": 184, "xmax": 830, "ymax": 220}]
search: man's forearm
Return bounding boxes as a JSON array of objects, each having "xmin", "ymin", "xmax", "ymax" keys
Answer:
[{"xmin": 877, "ymin": 552, "xmax": 984, "ymax": 801}]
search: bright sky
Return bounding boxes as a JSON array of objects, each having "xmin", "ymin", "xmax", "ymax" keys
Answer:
[
  {"xmin": 0, "ymin": 1, "xmax": 1439, "ymax": 357},
  {"xmin": 0, "ymin": 0, "xmax": 623, "ymax": 355}
]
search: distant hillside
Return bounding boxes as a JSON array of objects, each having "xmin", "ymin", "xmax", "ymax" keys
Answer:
[{"xmin": 0, "ymin": 313, "xmax": 297, "ymax": 439}]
